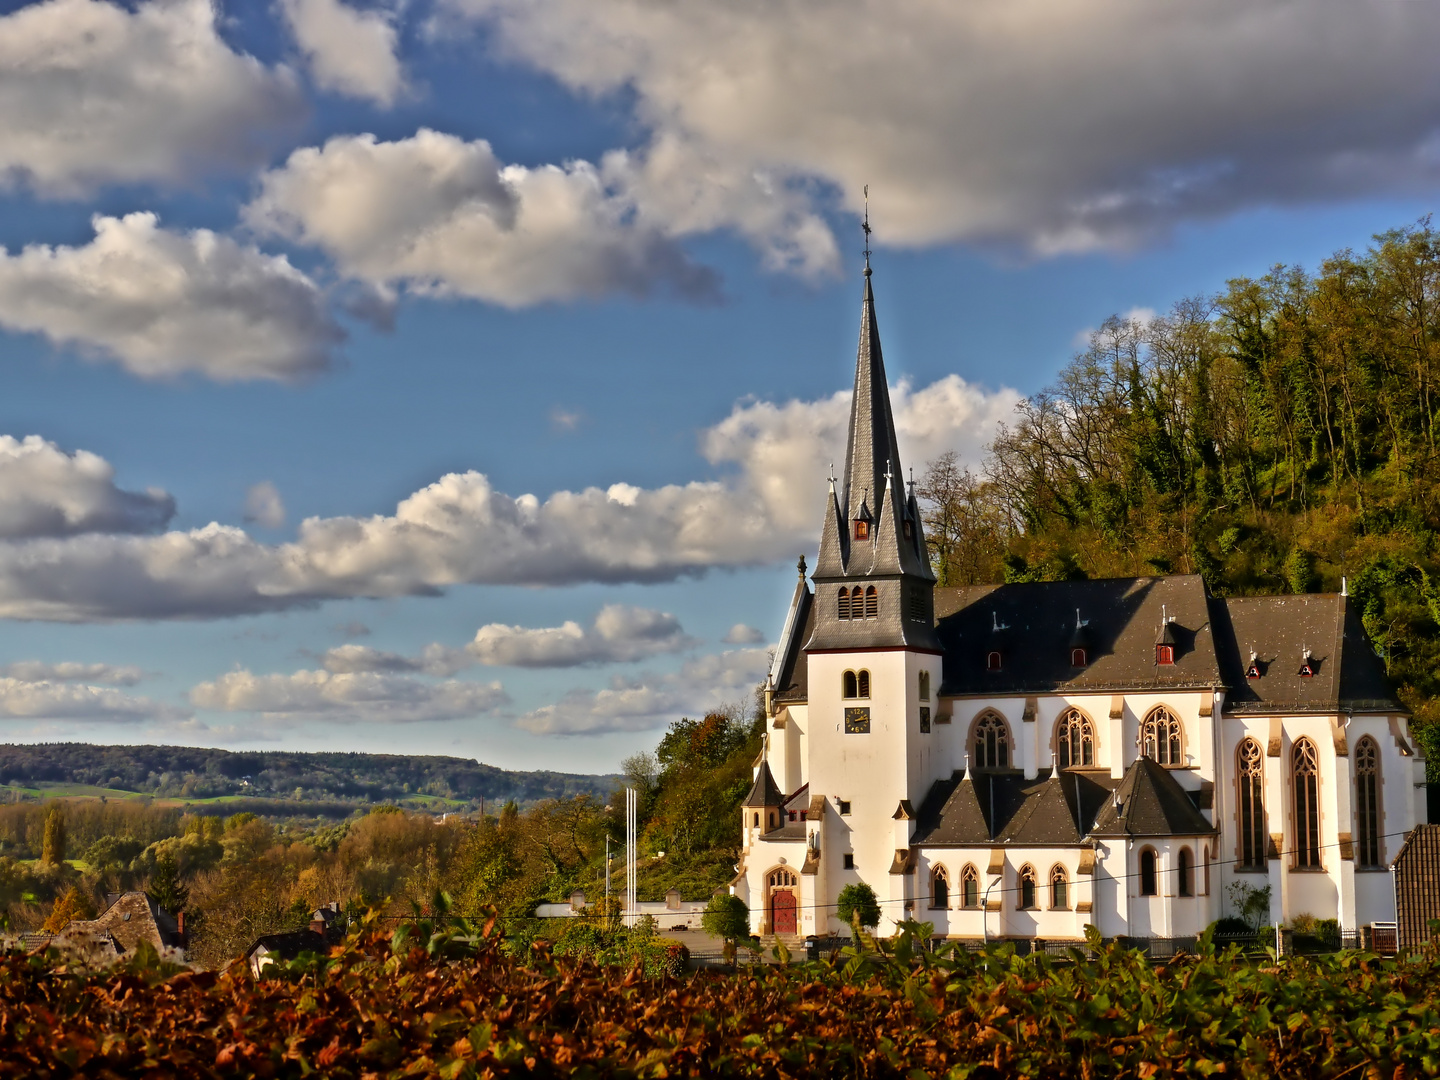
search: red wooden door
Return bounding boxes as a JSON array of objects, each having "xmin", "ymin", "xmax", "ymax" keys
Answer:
[{"xmin": 771, "ymin": 890, "xmax": 797, "ymax": 934}]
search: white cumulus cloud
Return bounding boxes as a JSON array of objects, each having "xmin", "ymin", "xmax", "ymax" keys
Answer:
[
  {"xmin": 0, "ymin": 0, "xmax": 302, "ymax": 195},
  {"xmin": 244, "ymin": 482, "xmax": 287, "ymax": 528},
  {"xmin": 0, "ymin": 214, "xmax": 344, "ymax": 382},
  {"xmin": 444, "ymin": 0, "xmax": 1440, "ymax": 255},
  {"xmin": 245, "ymin": 129, "xmax": 720, "ymax": 306},
  {"xmin": 0, "ymin": 661, "xmax": 144, "ymax": 685},
  {"xmin": 722, "ymin": 623, "xmax": 765, "ymax": 645},
  {"xmin": 0, "ymin": 366, "xmax": 1017, "ymax": 620},
  {"xmin": 190, "ymin": 667, "xmax": 509, "ymax": 723},
  {"xmin": 0, "ymin": 675, "xmax": 174, "ymax": 722},
  {"xmin": 0, "ymin": 435, "xmax": 174, "ymax": 539},
  {"xmin": 280, "ymin": 0, "xmax": 405, "ymax": 107},
  {"xmin": 319, "ymin": 642, "xmax": 470, "ymax": 676},
  {"xmin": 468, "ymin": 604, "xmax": 695, "ymax": 667},
  {"xmin": 516, "ymin": 647, "xmax": 769, "ymax": 735}
]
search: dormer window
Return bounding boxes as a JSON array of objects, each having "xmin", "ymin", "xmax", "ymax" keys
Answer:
[
  {"xmin": 1156, "ymin": 644, "xmax": 1175, "ymax": 666},
  {"xmin": 854, "ymin": 519, "xmax": 870, "ymax": 540},
  {"xmin": 1071, "ymin": 648, "xmax": 1087, "ymax": 667},
  {"xmin": 1298, "ymin": 651, "xmax": 1318, "ymax": 678},
  {"xmin": 987, "ymin": 650, "xmax": 1002, "ymax": 672},
  {"xmin": 1245, "ymin": 660, "xmax": 1262, "ymax": 679},
  {"xmin": 903, "ymin": 519, "xmax": 913, "ymax": 540}
]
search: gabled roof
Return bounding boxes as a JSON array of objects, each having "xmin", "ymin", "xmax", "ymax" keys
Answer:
[
  {"xmin": 246, "ymin": 928, "xmax": 329, "ymax": 962},
  {"xmin": 1210, "ymin": 594, "xmax": 1401, "ymax": 715},
  {"xmin": 911, "ymin": 769, "xmax": 1119, "ymax": 847},
  {"xmin": 742, "ymin": 761, "xmax": 785, "ymax": 807},
  {"xmin": 935, "ymin": 576, "xmax": 1219, "ymax": 695},
  {"xmin": 1088, "ymin": 757, "xmax": 1214, "ymax": 838},
  {"xmin": 61, "ymin": 891, "xmax": 183, "ymax": 954}
]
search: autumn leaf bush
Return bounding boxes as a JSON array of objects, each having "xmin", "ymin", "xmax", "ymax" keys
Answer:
[{"xmin": 2, "ymin": 914, "xmax": 1439, "ymax": 1078}]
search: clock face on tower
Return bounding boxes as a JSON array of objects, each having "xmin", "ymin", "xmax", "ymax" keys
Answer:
[{"xmin": 844, "ymin": 707, "xmax": 871, "ymax": 734}]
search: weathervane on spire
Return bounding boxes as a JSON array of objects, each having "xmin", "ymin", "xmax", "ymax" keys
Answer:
[{"xmin": 862, "ymin": 184, "xmax": 872, "ymax": 274}]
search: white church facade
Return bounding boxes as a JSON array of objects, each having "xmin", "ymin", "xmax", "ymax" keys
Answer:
[{"xmin": 732, "ymin": 265, "xmax": 1426, "ymax": 944}]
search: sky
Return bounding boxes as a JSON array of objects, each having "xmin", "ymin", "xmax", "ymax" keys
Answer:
[{"xmin": 0, "ymin": 0, "xmax": 1438, "ymax": 773}]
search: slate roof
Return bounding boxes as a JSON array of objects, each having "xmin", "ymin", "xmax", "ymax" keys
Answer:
[
  {"xmin": 1088, "ymin": 757, "xmax": 1215, "ymax": 838},
  {"xmin": 770, "ymin": 565, "xmax": 814, "ymax": 706},
  {"xmin": 743, "ymin": 761, "xmax": 785, "ymax": 807},
  {"xmin": 60, "ymin": 891, "xmax": 184, "ymax": 954},
  {"xmin": 246, "ymin": 929, "xmax": 329, "ymax": 967},
  {"xmin": 911, "ymin": 769, "xmax": 1119, "ymax": 847},
  {"xmin": 1210, "ymin": 594, "xmax": 1401, "ymax": 714},
  {"xmin": 934, "ymin": 575, "xmax": 1219, "ymax": 695}
]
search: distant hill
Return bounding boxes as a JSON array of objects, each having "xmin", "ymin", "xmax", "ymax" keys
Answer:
[{"xmin": 0, "ymin": 743, "xmax": 619, "ymax": 809}]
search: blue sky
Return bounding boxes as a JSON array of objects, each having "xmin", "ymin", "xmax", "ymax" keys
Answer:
[{"xmin": 0, "ymin": 0, "xmax": 1437, "ymax": 772}]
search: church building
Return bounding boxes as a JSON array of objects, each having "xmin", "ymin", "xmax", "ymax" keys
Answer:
[{"xmin": 733, "ymin": 264, "xmax": 1427, "ymax": 944}]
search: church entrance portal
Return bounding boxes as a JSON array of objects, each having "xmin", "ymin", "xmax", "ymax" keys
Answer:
[{"xmin": 767, "ymin": 867, "xmax": 798, "ymax": 934}]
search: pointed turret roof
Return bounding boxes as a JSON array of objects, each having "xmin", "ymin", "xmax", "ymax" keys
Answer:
[
  {"xmin": 1088, "ymin": 757, "xmax": 1214, "ymax": 838},
  {"xmin": 743, "ymin": 761, "xmax": 785, "ymax": 808}
]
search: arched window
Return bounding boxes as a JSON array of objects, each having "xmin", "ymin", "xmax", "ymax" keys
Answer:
[
  {"xmin": 857, "ymin": 670, "xmax": 871, "ymax": 698},
  {"xmin": 1177, "ymin": 847, "xmax": 1193, "ymax": 897},
  {"xmin": 843, "ymin": 670, "xmax": 858, "ymax": 699},
  {"xmin": 1355, "ymin": 736, "xmax": 1381, "ymax": 867},
  {"xmin": 1142, "ymin": 706, "xmax": 1184, "ymax": 765},
  {"xmin": 1156, "ymin": 644, "xmax": 1175, "ymax": 665},
  {"xmin": 1238, "ymin": 737, "xmax": 1267, "ymax": 868},
  {"xmin": 1018, "ymin": 865, "xmax": 1037, "ymax": 909},
  {"xmin": 972, "ymin": 712, "xmax": 1010, "ymax": 769},
  {"xmin": 918, "ymin": 671, "xmax": 931, "ymax": 701},
  {"xmin": 1293, "ymin": 738, "xmax": 1321, "ymax": 869},
  {"xmin": 1056, "ymin": 708, "xmax": 1094, "ymax": 768},
  {"xmin": 987, "ymin": 650, "xmax": 1003, "ymax": 671},
  {"xmin": 1202, "ymin": 846, "xmax": 1211, "ymax": 895},
  {"xmin": 753, "ymin": 812, "xmax": 759, "ymax": 827},
  {"xmin": 863, "ymin": 585, "xmax": 878, "ymax": 619},
  {"xmin": 854, "ymin": 519, "xmax": 870, "ymax": 541},
  {"xmin": 1139, "ymin": 848, "xmax": 1158, "ymax": 896},
  {"xmin": 768, "ymin": 811, "xmax": 777, "ymax": 830},
  {"xmin": 1071, "ymin": 647, "xmax": 1087, "ymax": 667},
  {"xmin": 768, "ymin": 867, "xmax": 797, "ymax": 889},
  {"xmin": 837, "ymin": 587, "xmax": 852, "ymax": 621},
  {"xmin": 1049, "ymin": 865, "xmax": 1068, "ymax": 909},
  {"xmin": 961, "ymin": 864, "xmax": 979, "ymax": 909},
  {"xmin": 931, "ymin": 865, "xmax": 950, "ymax": 909}
]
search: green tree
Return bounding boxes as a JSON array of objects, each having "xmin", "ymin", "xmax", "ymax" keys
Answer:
[
  {"xmin": 836, "ymin": 882, "xmax": 880, "ymax": 933},
  {"xmin": 700, "ymin": 893, "xmax": 750, "ymax": 944},
  {"xmin": 41, "ymin": 804, "xmax": 66, "ymax": 866},
  {"xmin": 147, "ymin": 851, "xmax": 189, "ymax": 913}
]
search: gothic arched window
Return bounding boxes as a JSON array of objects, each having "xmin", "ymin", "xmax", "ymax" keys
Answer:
[
  {"xmin": 1355, "ymin": 736, "xmax": 1381, "ymax": 867},
  {"xmin": 1293, "ymin": 738, "xmax": 1321, "ymax": 869},
  {"xmin": 1177, "ymin": 847, "xmax": 1193, "ymax": 897},
  {"xmin": 972, "ymin": 712, "xmax": 1011, "ymax": 769},
  {"xmin": 1139, "ymin": 848, "xmax": 1158, "ymax": 896},
  {"xmin": 843, "ymin": 670, "xmax": 859, "ymax": 699},
  {"xmin": 1142, "ymin": 706, "xmax": 1184, "ymax": 765},
  {"xmin": 837, "ymin": 587, "xmax": 852, "ymax": 621},
  {"xmin": 961, "ymin": 864, "xmax": 979, "ymax": 909},
  {"xmin": 1049, "ymin": 865, "xmax": 1069, "ymax": 909},
  {"xmin": 856, "ymin": 670, "xmax": 871, "ymax": 698},
  {"xmin": 987, "ymin": 650, "xmax": 1002, "ymax": 671},
  {"xmin": 1018, "ymin": 865, "xmax": 1037, "ymax": 909},
  {"xmin": 1056, "ymin": 708, "xmax": 1094, "ymax": 768},
  {"xmin": 931, "ymin": 865, "xmax": 950, "ymax": 909},
  {"xmin": 863, "ymin": 585, "xmax": 878, "ymax": 619},
  {"xmin": 1237, "ymin": 737, "xmax": 1266, "ymax": 868}
]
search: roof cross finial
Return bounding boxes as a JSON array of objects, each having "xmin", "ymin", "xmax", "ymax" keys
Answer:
[
  {"xmin": 907, "ymin": 466, "xmax": 917, "ymax": 499},
  {"xmin": 862, "ymin": 184, "xmax": 872, "ymax": 275},
  {"xmin": 827, "ymin": 463, "xmax": 837, "ymax": 494}
]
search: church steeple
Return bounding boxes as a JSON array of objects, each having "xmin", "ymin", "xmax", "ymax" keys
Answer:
[{"xmin": 806, "ymin": 263, "xmax": 938, "ymax": 653}]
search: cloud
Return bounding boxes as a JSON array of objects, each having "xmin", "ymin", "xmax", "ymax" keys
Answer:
[
  {"xmin": 245, "ymin": 129, "xmax": 721, "ymax": 306},
  {"xmin": 190, "ymin": 667, "xmax": 508, "ymax": 723},
  {"xmin": 319, "ymin": 642, "xmax": 469, "ymax": 676},
  {"xmin": 0, "ymin": 371, "xmax": 1017, "ymax": 620},
  {"xmin": 550, "ymin": 407, "xmax": 582, "ymax": 432},
  {"xmin": 0, "ymin": 435, "xmax": 174, "ymax": 539},
  {"xmin": 516, "ymin": 647, "xmax": 768, "ymax": 735},
  {"xmin": 722, "ymin": 623, "xmax": 764, "ymax": 645},
  {"xmin": 244, "ymin": 482, "xmax": 287, "ymax": 529},
  {"xmin": 280, "ymin": 0, "xmax": 405, "ymax": 107},
  {"xmin": 445, "ymin": 0, "xmax": 1440, "ymax": 254},
  {"xmin": 0, "ymin": 214, "xmax": 344, "ymax": 382},
  {"xmin": 468, "ymin": 604, "xmax": 695, "ymax": 667},
  {"xmin": 0, "ymin": 661, "xmax": 144, "ymax": 685},
  {"xmin": 0, "ymin": 675, "xmax": 174, "ymax": 722},
  {"xmin": 332, "ymin": 620, "xmax": 372, "ymax": 637},
  {"xmin": 0, "ymin": 0, "xmax": 302, "ymax": 195}
]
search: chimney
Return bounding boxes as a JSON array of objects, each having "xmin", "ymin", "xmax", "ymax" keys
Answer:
[
  {"xmin": 309, "ymin": 916, "xmax": 326, "ymax": 934},
  {"xmin": 177, "ymin": 911, "xmax": 186, "ymax": 943}
]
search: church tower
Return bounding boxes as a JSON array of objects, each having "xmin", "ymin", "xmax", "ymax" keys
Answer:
[{"xmin": 804, "ymin": 264, "xmax": 939, "ymax": 653}]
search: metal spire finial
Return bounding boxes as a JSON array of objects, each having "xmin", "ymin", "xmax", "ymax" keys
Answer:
[
  {"xmin": 907, "ymin": 466, "xmax": 917, "ymax": 498},
  {"xmin": 827, "ymin": 463, "xmax": 837, "ymax": 493},
  {"xmin": 862, "ymin": 185, "xmax": 872, "ymax": 275}
]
